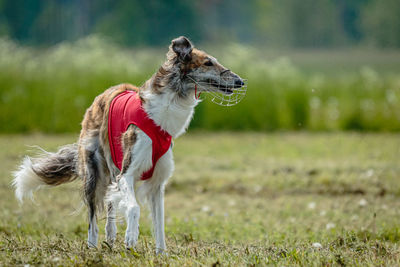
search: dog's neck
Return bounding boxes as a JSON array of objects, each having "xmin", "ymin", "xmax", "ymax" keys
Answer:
[{"xmin": 140, "ymin": 77, "xmax": 199, "ymax": 138}]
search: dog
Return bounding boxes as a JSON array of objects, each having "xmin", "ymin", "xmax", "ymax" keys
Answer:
[{"xmin": 12, "ymin": 36, "xmax": 245, "ymax": 253}]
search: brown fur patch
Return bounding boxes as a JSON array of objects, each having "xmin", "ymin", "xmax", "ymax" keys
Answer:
[
  {"xmin": 120, "ymin": 124, "xmax": 138, "ymax": 176},
  {"xmin": 152, "ymin": 66, "xmax": 170, "ymax": 94},
  {"xmin": 179, "ymin": 48, "xmax": 225, "ymax": 76},
  {"xmin": 189, "ymin": 49, "xmax": 208, "ymax": 68}
]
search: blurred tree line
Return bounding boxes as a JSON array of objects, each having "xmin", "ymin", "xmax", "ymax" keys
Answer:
[{"xmin": 0, "ymin": 0, "xmax": 399, "ymax": 48}]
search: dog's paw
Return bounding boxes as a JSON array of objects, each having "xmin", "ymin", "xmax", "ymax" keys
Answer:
[
  {"xmin": 87, "ymin": 228, "xmax": 98, "ymax": 249},
  {"xmin": 87, "ymin": 241, "xmax": 98, "ymax": 249},
  {"xmin": 156, "ymin": 248, "xmax": 168, "ymax": 256},
  {"xmin": 125, "ymin": 205, "xmax": 140, "ymax": 248},
  {"xmin": 105, "ymin": 223, "xmax": 117, "ymax": 246},
  {"xmin": 125, "ymin": 231, "xmax": 138, "ymax": 249}
]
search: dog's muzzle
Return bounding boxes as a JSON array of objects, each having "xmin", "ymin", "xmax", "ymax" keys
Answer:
[{"xmin": 188, "ymin": 76, "xmax": 248, "ymax": 107}]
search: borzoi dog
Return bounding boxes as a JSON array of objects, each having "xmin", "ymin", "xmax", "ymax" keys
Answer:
[{"xmin": 12, "ymin": 36, "xmax": 246, "ymax": 253}]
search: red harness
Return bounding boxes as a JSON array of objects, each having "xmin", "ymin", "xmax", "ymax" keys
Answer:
[{"xmin": 108, "ymin": 90, "xmax": 172, "ymax": 180}]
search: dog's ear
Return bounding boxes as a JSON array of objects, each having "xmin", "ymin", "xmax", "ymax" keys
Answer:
[{"xmin": 171, "ymin": 36, "xmax": 193, "ymax": 63}]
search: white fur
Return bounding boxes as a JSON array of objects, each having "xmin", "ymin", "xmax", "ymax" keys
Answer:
[
  {"xmin": 12, "ymin": 157, "xmax": 45, "ymax": 202},
  {"xmin": 128, "ymin": 131, "xmax": 154, "ymax": 180},
  {"xmin": 119, "ymin": 173, "xmax": 140, "ymax": 248},
  {"xmin": 142, "ymin": 88, "xmax": 199, "ymax": 138}
]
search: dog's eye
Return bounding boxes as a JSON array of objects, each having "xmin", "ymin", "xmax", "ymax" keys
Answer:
[{"xmin": 204, "ymin": 60, "xmax": 213, "ymax": 66}]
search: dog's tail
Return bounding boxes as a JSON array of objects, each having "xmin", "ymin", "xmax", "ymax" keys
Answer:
[{"xmin": 12, "ymin": 144, "xmax": 79, "ymax": 202}]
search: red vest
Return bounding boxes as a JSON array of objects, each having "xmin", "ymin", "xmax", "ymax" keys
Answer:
[{"xmin": 108, "ymin": 90, "xmax": 172, "ymax": 180}]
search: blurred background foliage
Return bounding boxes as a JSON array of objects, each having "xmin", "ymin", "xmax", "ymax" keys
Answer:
[
  {"xmin": 1, "ymin": 0, "xmax": 400, "ymax": 47},
  {"xmin": 0, "ymin": 0, "xmax": 400, "ymax": 132}
]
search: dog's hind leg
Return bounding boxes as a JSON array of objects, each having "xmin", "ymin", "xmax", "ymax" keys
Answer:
[
  {"xmin": 79, "ymin": 133, "xmax": 104, "ymax": 248},
  {"xmin": 87, "ymin": 205, "xmax": 98, "ymax": 248},
  {"xmin": 87, "ymin": 151, "xmax": 110, "ymax": 248},
  {"xmin": 84, "ymin": 149, "xmax": 99, "ymax": 248}
]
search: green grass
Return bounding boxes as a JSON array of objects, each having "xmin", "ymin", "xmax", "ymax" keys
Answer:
[
  {"xmin": 1, "ymin": 37, "xmax": 400, "ymax": 132},
  {"xmin": 1, "ymin": 132, "xmax": 400, "ymax": 265}
]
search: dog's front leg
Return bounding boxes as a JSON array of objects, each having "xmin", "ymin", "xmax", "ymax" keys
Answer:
[
  {"xmin": 119, "ymin": 175, "xmax": 140, "ymax": 249},
  {"xmin": 110, "ymin": 129, "xmax": 153, "ymax": 249},
  {"xmin": 105, "ymin": 202, "xmax": 117, "ymax": 246},
  {"xmin": 149, "ymin": 184, "xmax": 166, "ymax": 254}
]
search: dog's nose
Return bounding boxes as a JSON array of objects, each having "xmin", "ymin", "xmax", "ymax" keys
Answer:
[{"xmin": 235, "ymin": 79, "xmax": 244, "ymax": 87}]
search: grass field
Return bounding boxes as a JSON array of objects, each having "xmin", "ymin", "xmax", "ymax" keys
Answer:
[{"xmin": 1, "ymin": 132, "xmax": 400, "ymax": 266}]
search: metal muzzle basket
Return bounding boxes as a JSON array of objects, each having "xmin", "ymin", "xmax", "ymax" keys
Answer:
[{"xmin": 189, "ymin": 77, "xmax": 248, "ymax": 107}]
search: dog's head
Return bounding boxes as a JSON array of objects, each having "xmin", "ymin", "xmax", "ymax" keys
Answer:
[{"xmin": 156, "ymin": 36, "xmax": 246, "ymax": 103}]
